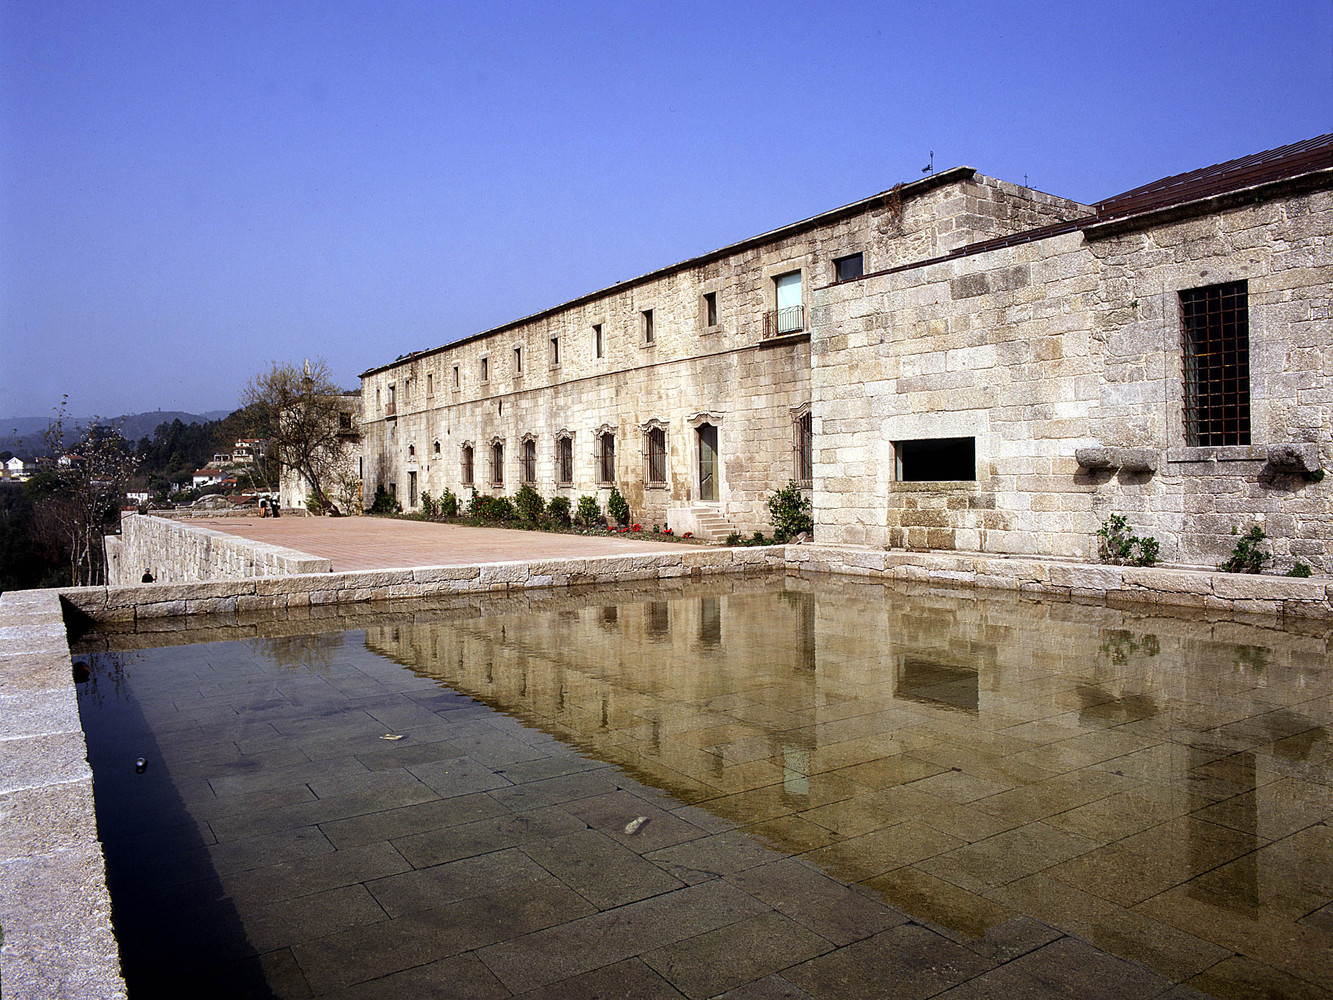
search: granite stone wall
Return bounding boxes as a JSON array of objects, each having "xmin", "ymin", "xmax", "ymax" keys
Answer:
[
  {"xmin": 812, "ymin": 186, "xmax": 1333, "ymax": 571},
  {"xmin": 107, "ymin": 514, "xmax": 332, "ymax": 587}
]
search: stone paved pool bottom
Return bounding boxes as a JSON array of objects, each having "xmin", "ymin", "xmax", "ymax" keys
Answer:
[{"xmin": 73, "ymin": 576, "xmax": 1332, "ymax": 999}]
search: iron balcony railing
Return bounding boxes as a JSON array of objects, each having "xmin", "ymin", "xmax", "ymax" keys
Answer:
[{"xmin": 764, "ymin": 305, "xmax": 805, "ymax": 339}]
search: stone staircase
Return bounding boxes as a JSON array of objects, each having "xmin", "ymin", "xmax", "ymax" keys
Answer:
[{"xmin": 691, "ymin": 506, "xmax": 734, "ymax": 542}]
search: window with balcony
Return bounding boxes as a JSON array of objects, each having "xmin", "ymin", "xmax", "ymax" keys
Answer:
[{"xmin": 769, "ymin": 271, "xmax": 804, "ymax": 336}]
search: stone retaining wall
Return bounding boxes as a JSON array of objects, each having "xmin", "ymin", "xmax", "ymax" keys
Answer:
[{"xmin": 105, "ymin": 514, "xmax": 332, "ymax": 587}]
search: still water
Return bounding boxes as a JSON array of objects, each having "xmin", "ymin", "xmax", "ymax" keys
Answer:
[{"xmin": 76, "ymin": 576, "xmax": 1333, "ymax": 998}]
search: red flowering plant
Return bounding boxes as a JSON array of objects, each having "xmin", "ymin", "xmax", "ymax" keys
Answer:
[
  {"xmin": 662, "ymin": 527, "xmax": 674, "ymax": 535},
  {"xmin": 631, "ymin": 523, "xmax": 641, "ymax": 532},
  {"xmin": 682, "ymin": 531, "xmax": 693, "ymax": 539}
]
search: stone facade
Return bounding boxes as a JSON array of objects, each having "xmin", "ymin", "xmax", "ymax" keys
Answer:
[
  {"xmin": 814, "ymin": 183, "xmax": 1333, "ymax": 571},
  {"xmin": 357, "ymin": 171, "xmax": 1086, "ymax": 538},
  {"xmin": 351, "ymin": 136, "xmax": 1331, "ymax": 566}
]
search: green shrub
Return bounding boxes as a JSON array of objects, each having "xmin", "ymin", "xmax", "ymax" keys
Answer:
[
  {"xmin": 420, "ymin": 491, "xmax": 436, "ymax": 518},
  {"xmin": 768, "ymin": 480, "xmax": 813, "ymax": 541},
  {"xmin": 515, "ymin": 484, "xmax": 545, "ymax": 523},
  {"xmin": 1220, "ymin": 524, "xmax": 1270, "ymax": 574},
  {"xmin": 575, "ymin": 495, "xmax": 602, "ymax": 527},
  {"xmin": 468, "ymin": 492, "xmax": 514, "ymax": 522},
  {"xmin": 607, "ymin": 486, "xmax": 629, "ymax": 526},
  {"xmin": 305, "ymin": 491, "xmax": 323, "ymax": 514},
  {"xmin": 1287, "ymin": 561, "xmax": 1313, "ymax": 578},
  {"xmin": 548, "ymin": 495, "xmax": 572, "ymax": 525},
  {"xmin": 369, "ymin": 485, "xmax": 398, "ymax": 514},
  {"xmin": 439, "ymin": 488, "xmax": 459, "ymax": 517},
  {"xmin": 1096, "ymin": 514, "xmax": 1159, "ymax": 567},
  {"xmin": 726, "ymin": 531, "xmax": 742, "ymax": 546}
]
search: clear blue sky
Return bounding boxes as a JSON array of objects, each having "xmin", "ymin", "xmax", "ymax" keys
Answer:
[{"xmin": 2, "ymin": 0, "xmax": 1330, "ymax": 419}]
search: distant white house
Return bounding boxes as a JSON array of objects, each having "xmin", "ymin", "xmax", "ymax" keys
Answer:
[
  {"xmin": 3, "ymin": 457, "xmax": 25, "ymax": 480},
  {"xmin": 126, "ymin": 491, "xmax": 151, "ymax": 504},
  {"xmin": 192, "ymin": 468, "xmax": 224, "ymax": 487}
]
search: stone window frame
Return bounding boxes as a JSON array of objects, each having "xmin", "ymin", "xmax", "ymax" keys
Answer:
[
  {"xmin": 594, "ymin": 423, "xmax": 617, "ymax": 486},
  {"xmin": 686, "ymin": 410, "xmax": 725, "ymax": 502},
  {"xmin": 592, "ymin": 321, "xmax": 606, "ymax": 361},
  {"xmin": 792, "ymin": 403, "xmax": 813, "ymax": 489},
  {"xmin": 519, "ymin": 434, "xmax": 538, "ymax": 486},
  {"xmin": 699, "ymin": 280, "xmax": 722, "ymax": 336},
  {"xmin": 549, "ymin": 335, "xmax": 561, "ymax": 369},
  {"xmin": 460, "ymin": 441, "xmax": 475, "ymax": 487},
  {"xmin": 642, "ymin": 418, "xmax": 669, "ymax": 489},
  {"xmin": 640, "ymin": 307, "xmax": 655, "ymax": 348},
  {"xmin": 513, "ymin": 345, "xmax": 524, "ymax": 379},
  {"xmin": 555, "ymin": 430, "xmax": 575, "ymax": 488},
  {"xmin": 762, "ymin": 259, "xmax": 806, "ymax": 338},
  {"xmin": 489, "ymin": 437, "xmax": 505, "ymax": 488},
  {"xmin": 426, "ymin": 371, "xmax": 434, "ymax": 398},
  {"xmin": 452, "ymin": 365, "xmax": 460, "ymax": 392},
  {"xmin": 480, "ymin": 356, "xmax": 489, "ymax": 383}
]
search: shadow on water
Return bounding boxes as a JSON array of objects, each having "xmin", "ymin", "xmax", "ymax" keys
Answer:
[{"xmin": 76, "ymin": 651, "xmax": 278, "ymax": 1000}]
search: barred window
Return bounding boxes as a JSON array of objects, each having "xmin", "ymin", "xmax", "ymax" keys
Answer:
[
  {"xmin": 491, "ymin": 441, "xmax": 504, "ymax": 485},
  {"xmin": 556, "ymin": 436, "xmax": 573, "ymax": 485},
  {"xmin": 647, "ymin": 426, "xmax": 667, "ymax": 485},
  {"xmin": 1181, "ymin": 281, "xmax": 1250, "ymax": 447},
  {"xmin": 461, "ymin": 445, "xmax": 474, "ymax": 487},
  {"xmin": 521, "ymin": 438, "xmax": 536, "ymax": 484},
  {"xmin": 796, "ymin": 411, "xmax": 813, "ymax": 487},
  {"xmin": 596, "ymin": 431, "xmax": 616, "ymax": 485}
]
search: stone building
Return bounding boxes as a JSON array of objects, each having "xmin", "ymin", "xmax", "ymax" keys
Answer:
[{"xmin": 356, "ymin": 135, "xmax": 1332, "ymax": 569}]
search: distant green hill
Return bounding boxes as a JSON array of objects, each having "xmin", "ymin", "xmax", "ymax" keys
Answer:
[{"xmin": 0, "ymin": 410, "xmax": 232, "ymax": 457}]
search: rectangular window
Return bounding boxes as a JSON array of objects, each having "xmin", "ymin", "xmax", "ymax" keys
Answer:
[
  {"xmin": 557, "ymin": 436, "xmax": 573, "ymax": 485},
  {"xmin": 426, "ymin": 372, "xmax": 433, "ymax": 397},
  {"xmin": 480, "ymin": 357, "xmax": 488, "ymax": 381},
  {"xmin": 521, "ymin": 439, "xmax": 536, "ymax": 484},
  {"xmin": 550, "ymin": 336, "xmax": 560, "ymax": 366},
  {"xmin": 596, "ymin": 432, "xmax": 615, "ymax": 484},
  {"xmin": 641, "ymin": 309, "xmax": 654, "ymax": 345},
  {"xmin": 461, "ymin": 445, "xmax": 474, "ymax": 486},
  {"xmin": 895, "ymin": 437, "xmax": 976, "ymax": 482},
  {"xmin": 491, "ymin": 442, "xmax": 504, "ymax": 485},
  {"xmin": 834, "ymin": 252, "xmax": 864, "ymax": 282},
  {"xmin": 772, "ymin": 271, "xmax": 803, "ymax": 335},
  {"xmin": 703, "ymin": 291, "xmax": 718, "ymax": 328},
  {"xmin": 796, "ymin": 411, "xmax": 813, "ymax": 487},
  {"xmin": 1181, "ymin": 281, "xmax": 1250, "ymax": 446},
  {"xmin": 453, "ymin": 365, "xmax": 460, "ymax": 388},
  {"xmin": 514, "ymin": 346, "xmax": 523, "ymax": 375},
  {"xmin": 339, "ymin": 411, "xmax": 352, "ymax": 432},
  {"xmin": 593, "ymin": 324, "xmax": 604, "ymax": 358},
  {"xmin": 647, "ymin": 427, "xmax": 667, "ymax": 485}
]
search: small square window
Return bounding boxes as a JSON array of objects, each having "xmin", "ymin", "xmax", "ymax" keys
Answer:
[
  {"xmin": 834, "ymin": 253, "xmax": 863, "ymax": 282},
  {"xmin": 703, "ymin": 292, "xmax": 718, "ymax": 329},
  {"xmin": 642, "ymin": 309, "xmax": 654, "ymax": 345}
]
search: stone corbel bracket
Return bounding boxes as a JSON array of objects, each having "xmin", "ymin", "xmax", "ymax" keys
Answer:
[
  {"xmin": 1265, "ymin": 443, "xmax": 1323, "ymax": 478},
  {"xmin": 1075, "ymin": 447, "xmax": 1159, "ymax": 474}
]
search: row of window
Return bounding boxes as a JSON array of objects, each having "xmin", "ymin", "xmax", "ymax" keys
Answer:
[
  {"xmin": 418, "ymin": 413, "xmax": 816, "ymax": 493},
  {"xmin": 378, "ymin": 253, "xmax": 873, "ymax": 414}
]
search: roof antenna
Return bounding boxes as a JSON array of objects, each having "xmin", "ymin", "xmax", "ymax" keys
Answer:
[{"xmin": 922, "ymin": 151, "xmax": 934, "ymax": 175}]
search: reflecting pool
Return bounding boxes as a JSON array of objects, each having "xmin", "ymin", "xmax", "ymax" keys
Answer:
[{"xmin": 76, "ymin": 575, "xmax": 1333, "ymax": 998}]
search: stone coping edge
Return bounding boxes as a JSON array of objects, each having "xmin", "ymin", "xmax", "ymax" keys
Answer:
[{"xmin": 0, "ymin": 589, "xmax": 128, "ymax": 1000}]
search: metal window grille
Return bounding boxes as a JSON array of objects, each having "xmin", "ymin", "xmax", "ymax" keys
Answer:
[
  {"xmin": 521, "ymin": 440, "xmax": 536, "ymax": 484},
  {"xmin": 1181, "ymin": 281, "xmax": 1250, "ymax": 446},
  {"xmin": 796, "ymin": 412, "xmax": 813, "ymax": 487},
  {"xmin": 597, "ymin": 433, "xmax": 615, "ymax": 484},
  {"xmin": 557, "ymin": 437, "xmax": 573, "ymax": 484},
  {"xmin": 647, "ymin": 427, "xmax": 666, "ymax": 484},
  {"xmin": 491, "ymin": 442, "xmax": 504, "ymax": 485},
  {"xmin": 461, "ymin": 446, "xmax": 473, "ymax": 486}
]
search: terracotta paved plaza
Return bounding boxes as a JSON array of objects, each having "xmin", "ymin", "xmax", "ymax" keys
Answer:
[{"xmin": 206, "ymin": 517, "xmax": 684, "ymax": 571}]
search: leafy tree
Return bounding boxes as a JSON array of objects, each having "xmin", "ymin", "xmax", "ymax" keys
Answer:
[
  {"xmin": 607, "ymin": 486, "xmax": 629, "ymax": 526},
  {"xmin": 768, "ymin": 480, "xmax": 813, "ymax": 541},
  {"xmin": 575, "ymin": 495, "xmax": 602, "ymax": 527},
  {"xmin": 241, "ymin": 359, "xmax": 350, "ymax": 510}
]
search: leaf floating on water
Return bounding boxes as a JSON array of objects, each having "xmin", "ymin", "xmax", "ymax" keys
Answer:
[
  {"xmin": 379, "ymin": 734, "xmax": 406, "ymax": 741},
  {"xmin": 624, "ymin": 816, "xmax": 649, "ymax": 835}
]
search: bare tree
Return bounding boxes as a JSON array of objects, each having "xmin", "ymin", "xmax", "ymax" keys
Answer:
[
  {"xmin": 241, "ymin": 359, "xmax": 349, "ymax": 510},
  {"xmin": 26, "ymin": 399, "xmax": 136, "ymax": 586}
]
